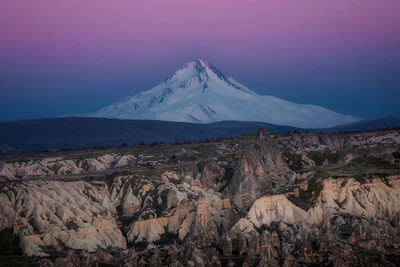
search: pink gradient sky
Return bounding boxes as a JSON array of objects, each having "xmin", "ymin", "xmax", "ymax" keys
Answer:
[{"xmin": 0, "ymin": 0, "xmax": 400, "ymax": 120}]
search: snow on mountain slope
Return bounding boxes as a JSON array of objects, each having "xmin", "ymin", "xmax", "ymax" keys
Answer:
[{"xmin": 85, "ymin": 59, "xmax": 360, "ymax": 128}]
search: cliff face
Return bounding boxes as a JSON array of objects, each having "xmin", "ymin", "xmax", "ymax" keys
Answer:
[
  {"xmin": 0, "ymin": 154, "xmax": 137, "ymax": 181},
  {"xmin": 0, "ymin": 129, "xmax": 399, "ymax": 266},
  {"xmin": 233, "ymin": 177, "xmax": 400, "ymax": 266},
  {"xmin": 0, "ymin": 181, "xmax": 126, "ymax": 257},
  {"xmin": 223, "ymin": 129, "xmax": 292, "ymax": 209}
]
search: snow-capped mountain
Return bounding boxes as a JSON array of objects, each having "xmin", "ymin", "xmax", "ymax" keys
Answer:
[{"xmin": 85, "ymin": 59, "xmax": 359, "ymax": 128}]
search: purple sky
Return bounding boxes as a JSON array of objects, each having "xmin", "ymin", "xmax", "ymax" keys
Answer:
[{"xmin": 1, "ymin": 0, "xmax": 400, "ymax": 121}]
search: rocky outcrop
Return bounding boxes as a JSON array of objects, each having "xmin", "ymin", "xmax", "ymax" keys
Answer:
[
  {"xmin": 223, "ymin": 129, "xmax": 292, "ymax": 209},
  {"xmin": 0, "ymin": 181, "xmax": 126, "ymax": 256},
  {"xmin": 227, "ymin": 177, "xmax": 400, "ymax": 265},
  {"xmin": 122, "ymin": 187, "xmax": 142, "ymax": 218},
  {"xmin": 278, "ymin": 129, "xmax": 400, "ymax": 151},
  {"xmin": 125, "ymin": 182, "xmax": 231, "ymax": 247},
  {"xmin": 0, "ymin": 128, "xmax": 400, "ymax": 266},
  {"xmin": 0, "ymin": 153, "xmax": 136, "ymax": 181},
  {"xmin": 246, "ymin": 177, "xmax": 400, "ymax": 228}
]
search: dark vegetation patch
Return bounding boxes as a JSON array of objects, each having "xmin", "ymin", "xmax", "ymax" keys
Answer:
[
  {"xmin": 79, "ymin": 160, "xmax": 90, "ymax": 171},
  {"xmin": 354, "ymin": 156, "xmax": 394, "ymax": 167},
  {"xmin": 221, "ymin": 166, "xmax": 235, "ymax": 190},
  {"xmin": 0, "ymin": 228, "xmax": 30, "ymax": 267},
  {"xmin": 139, "ymin": 210, "xmax": 157, "ymax": 220},
  {"xmin": 392, "ymin": 152, "xmax": 400, "ymax": 159},
  {"xmin": 65, "ymin": 221, "xmax": 79, "ymax": 231},
  {"xmin": 339, "ymin": 223, "xmax": 353, "ymax": 239},
  {"xmin": 50, "ymin": 163, "xmax": 62, "ymax": 174},
  {"xmin": 81, "ymin": 171, "xmax": 130, "ymax": 188},
  {"xmin": 0, "ymin": 230, "xmax": 18, "ymax": 254},
  {"xmin": 131, "ymin": 241, "xmax": 148, "ymax": 252},
  {"xmin": 314, "ymin": 156, "xmax": 400, "ymax": 180},
  {"xmin": 307, "ymin": 151, "xmax": 339, "ymax": 166},
  {"xmin": 287, "ymin": 178, "xmax": 323, "ymax": 211},
  {"xmin": 81, "ymin": 167, "xmax": 173, "ymax": 190},
  {"xmin": 385, "ymin": 253, "xmax": 400, "ymax": 265},
  {"xmin": 191, "ymin": 144, "xmax": 214, "ymax": 154},
  {"xmin": 283, "ymin": 152, "xmax": 303, "ymax": 171},
  {"xmin": 154, "ymin": 232, "xmax": 180, "ymax": 246},
  {"xmin": 196, "ymin": 161, "xmax": 207, "ymax": 172},
  {"xmin": 258, "ymin": 221, "xmax": 281, "ymax": 234},
  {"xmin": 39, "ymin": 245, "xmax": 65, "ymax": 259},
  {"xmin": 133, "ymin": 166, "xmax": 176, "ymax": 179},
  {"xmin": 353, "ymin": 175, "xmax": 370, "ymax": 184},
  {"xmin": 152, "ymin": 188, "xmax": 169, "ymax": 217},
  {"xmin": 355, "ymin": 247, "xmax": 385, "ymax": 265},
  {"xmin": 217, "ymin": 153, "xmax": 236, "ymax": 162},
  {"xmin": 221, "ymin": 250, "xmax": 245, "ymax": 267}
]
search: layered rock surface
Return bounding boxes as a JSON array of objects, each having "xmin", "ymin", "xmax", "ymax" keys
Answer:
[
  {"xmin": 0, "ymin": 153, "xmax": 136, "ymax": 181},
  {"xmin": 223, "ymin": 129, "xmax": 292, "ymax": 209},
  {"xmin": 0, "ymin": 181, "xmax": 126, "ymax": 257},
  {"xmin": 0, "ymin": 128, "xmax": 399, "ymax": 266}
]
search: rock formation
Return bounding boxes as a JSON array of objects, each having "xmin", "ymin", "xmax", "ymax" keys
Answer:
[{"xmin": 0, "ymin": 128, "xmax": 399, "ymax": 266}]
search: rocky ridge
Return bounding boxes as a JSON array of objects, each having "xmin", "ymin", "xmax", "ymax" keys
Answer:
[{"xmin": 0, "ymin": 129, "xmax": 400, "ymax": 266}]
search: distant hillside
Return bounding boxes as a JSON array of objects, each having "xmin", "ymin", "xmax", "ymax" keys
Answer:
[
  {"xmin": 324, "ymin": 116, "xmax": 400, "ymax": 132},
  {"xmin": 0, "ymin": 117, "xmax": 301, "ymax": 154},
  {"xmin": 1, "ymin": 116, "xmax": 398, "ymax": 154}
]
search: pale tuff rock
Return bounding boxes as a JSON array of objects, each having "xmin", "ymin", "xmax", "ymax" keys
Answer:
[
  {"xmin": 0, "ymin": 180, "xmax": 126, "ymax": 256},
  {"xmin": 0, "ymin": 163, "xmax": 16, "ymax": 178},
  {"xmin": 56, "ymin": 160, "xmax": 85, "ymax": 175},
  {"xmin": 247, "ymin": 195, "xmax": 318, "ymax": 228},
  {"xmin": 125, "ymin": 179, "xmax": 231, "ymax": 245},
  {"xmin": 21, "ymin": 218, "xmax": 126, "ymax": 256},
  {"xmin": 122, "ymin": 187, "xmax": 142, "ymax": 218},
  {"xmin": 318, "ymin": 177, "xmax": 400, "ymax": 219},
  {"xmin": 227, "ymin": 178, "xmax": 400, "ymax": 266},
  {"xmin": 114, "ymin": 154, "xmax": 136, "ymax": 168},
  {"xmin": 277, "ymin": 129, "xmax": 400, "ymax": 151},
  {"xmin": 0, "ymin": 152, "xmax": 136, "ymax": 181},
  {"xmin": 230, "ymin": 218, "xmax": 256, "ymax": 234},
  {"xmin": 167, "ymin": 187, "xmax": 187, "ymax": 209},
  {"xmin": 198, "ymin": 160, "xmax": 226, "ymax": 191},
  {"xmin": 242, "ymin": 177, "xmax": 400, "ymax": 230},
  {"xmin": 20, "ymin": 235, "xmax": 47, "ymax": 257},
  {"xmin": 127, "ymin": 217, "xmax": 169, "ymax": 242}
]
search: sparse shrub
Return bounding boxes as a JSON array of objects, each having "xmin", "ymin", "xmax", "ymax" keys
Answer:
[
  {"xmin": 392, "ymin": 152, "xmax": 400, "ymax": 159},
  {"xmin": 149, "ymin": 142, "xmax": 159, "ymax": 147},
  {"xmin": 65, "ymin": 221, "xmax": 79, "ymax": 231},
  {"xmin": 50, "ymin": 163, "xmax": 62, "ymax": 174},
  {"xmin": 39, "ymin": 245, "xmax": 64, "ymax": 259},
  {"xmin": 307, "ymin": 151, "xmax": 339, "ymax": 166},
  {"xmin": 0, "ymin": 229, "xmax": 22, "ymax": 256},
  {"xmin": 283, "ymin": 152, "xmax": 303, "ymax": 171},
  {"xmin": 196, "ymin": 161, "xmax": 206, "ymax": 172},
  {"xmin": 287, "ymin": 178, "xmax": 323, "ymax": 210}
]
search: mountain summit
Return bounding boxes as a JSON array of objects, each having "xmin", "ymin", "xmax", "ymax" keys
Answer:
[{"xmin": 85, "ymin": 59, "xmax": 359, "ymax": 128}]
